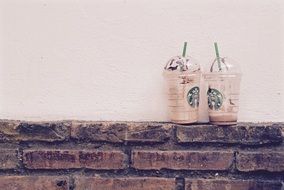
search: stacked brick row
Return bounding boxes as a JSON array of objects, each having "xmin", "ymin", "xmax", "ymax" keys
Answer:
[{"xmin": 0, "ymin": 120, "xmax": 283, "ymax": 190}]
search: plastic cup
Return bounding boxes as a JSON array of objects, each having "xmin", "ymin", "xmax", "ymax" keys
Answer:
[
  {"xmin": 164, "ymin": 55, "xmax": 201, "ymax": 124},
  {"xmin": 204, "ymin": 57, "xmax": 241, "ymax": 125}
]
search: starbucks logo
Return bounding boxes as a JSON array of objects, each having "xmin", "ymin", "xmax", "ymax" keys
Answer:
[
  {"xmin": 187, "ymin": 86, "xmax": 199, "ymax": 108},
  {"xmin": 207, "ymin": 88, "xmax": 223, "ymax": 110}
]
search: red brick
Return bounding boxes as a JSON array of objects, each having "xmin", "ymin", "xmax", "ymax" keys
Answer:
[
  {"xmin": 0, "ymin": 176, "xmax": 69, "ymax": 190},
  {"xmin": 23, "ymin": 149, "xmax": 126, "ymax": 169},
  {"xmin": 236, "ymin": 152, "xmax": 284, "ymax": 172},
  {"xmin": 132, "ymin": 150, "xmax": 233, "ymax": 170},
  {"xmin": 185, "ymin": 179, "xmax": 282, "ymax": 190},
  {"xmin": 0, "ymin": 149, "xmax": 18, "ymax": 169},
  {"xmin": 71, "ymin": 121, "xmax": 171, "ymax": 143},
  {"xmin": 74, "ymin": 177, "xmax": 176, "ymax": 190},
  {"xmin": 71, "ymin": 122, "xmax": 127, "ymax": 142},
  {"xmin": 176, "ymin": 123, "xmax": 283, "ymax": 145},
  {"xmin": 0, "ymin": 120, "xmax": 70, "ymax": 142},
  {"xmin": 125, "ymin": 123, "xmax": 171, "ymax": 143}
]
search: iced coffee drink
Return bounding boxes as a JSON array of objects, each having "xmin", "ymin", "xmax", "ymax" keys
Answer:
[
  {"xmin": 204, "ymin": 43, "xmax": 241, "ymax": 125},
  {"xmin": 164, "ymin": 42, "xmax": 201, "ymax": 124}
]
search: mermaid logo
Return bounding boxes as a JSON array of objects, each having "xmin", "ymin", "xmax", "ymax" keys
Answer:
[
  {"xmin": 187, "ymin": 87, "xmax": 199, "ymax": 108},
  {"xmin": 207, "ymin": 88, "xmax": 223, "ymax": 110}
]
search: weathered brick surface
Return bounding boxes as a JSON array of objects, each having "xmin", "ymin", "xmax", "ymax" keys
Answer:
[
  {"xmin": 0, "ymin": 176, "xmax": 69, "ymax": 190},
  {"xmin": 0, "ymin": 120, "xmax": 283, "ymax": 188},
  {"xmin": 71, "ymin": 122, "xmax": 171, "ymax": 143},
  {"xmin": 185, "ymin": 179, "xmax": 282, "ymax": 190},
  {"xmin": 236, "ymin": 151, "xmax": 284, "ymax": 172},
  {"xmin": 23, "ymin": 149, "xmax": 126, "ymax": 169},
  {"xmin": 0, "ymin": 120, "xmax": 70, "ymax": 142},
  {"xmin": 125, "ymin": 123, "xmax": 171, "ymax": 143},
  {"xmin": 71, "ymin": 122, "xmax": 127, "ymax": 142},
  {"xmin": 176, "ymin": 123, "xmax": 283, "ymax": 145},
  {"xmin": 132, "ymin": 150, "xmax": 233, "ymax": 170},
  {"xmin": 75, "ymin": 177, "xmax": 176, "ymax": 190},
  {"xmin": 0, "ymin": 149, "xmax": 18, "ymax": 169}
]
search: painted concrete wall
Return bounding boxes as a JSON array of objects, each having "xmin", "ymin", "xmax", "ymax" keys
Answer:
[{"xmin": 0, "ymin": 0, "xmax": 283, "ymax": 122}]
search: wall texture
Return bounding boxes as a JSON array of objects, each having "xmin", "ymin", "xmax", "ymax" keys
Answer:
[
  {"xmin": 0, "ymin": 0, "xmax": 283, "ymax": 122},
  {"xmin": 0, "ymin": 120, "xmax": 283, "ymax": 190}
]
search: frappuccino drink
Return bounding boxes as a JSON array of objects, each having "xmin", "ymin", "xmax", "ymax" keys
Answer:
[
  {"xmin": 164, "ymin": 42, "xmax": 201, "ymax": 124},
  {"xmin": 204, "ymin": 43, "xmax": 241, "ymax": 125}
]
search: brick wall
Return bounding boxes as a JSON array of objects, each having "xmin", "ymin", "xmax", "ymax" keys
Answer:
[{"xmin": 0, "ymin": 120, "xmax": 283, "ymax": 190}]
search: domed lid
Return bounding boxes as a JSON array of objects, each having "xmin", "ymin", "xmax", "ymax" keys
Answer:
[
  {"xmin": 164, "ymin": 55, "xmax": 200, "ymax": 73},
  {"xmin": 209, "ymin": 57, "xmax": 241, "ymax": 73},
  {"xmin": 207, "ymin": 43, "xmax": 241, "ymax": 74},
  {"xmin": 164, "ymin": 42, "xmax": 201, "ymax": 73}
]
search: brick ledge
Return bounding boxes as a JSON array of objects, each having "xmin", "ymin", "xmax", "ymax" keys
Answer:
[
  {"xmin": 0, "ymin": 120, "xmax": 283, "ymax": 190},
  {"xmin": 0, "ymin": 120, "xmax": 283, "ymax": 145}
]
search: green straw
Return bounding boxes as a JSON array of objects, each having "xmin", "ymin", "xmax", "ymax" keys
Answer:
[
  {"xmin": 182, "ymin": 42, "xmax": 187, "ymax": 57},
  {"xmin": 214, "ymin": 42, "xmax": 222, "ymax": 71}
]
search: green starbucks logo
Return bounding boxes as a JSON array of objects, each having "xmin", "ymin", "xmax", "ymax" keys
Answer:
[
  {"xmin": 187, "ymin": 86, "xmax": 199, "ymax": 108},
  {"xmin": 207, "ymin": 88, "xmax": 223, "ymax": 110}
]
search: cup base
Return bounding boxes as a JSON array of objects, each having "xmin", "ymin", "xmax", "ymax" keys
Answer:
[{"xmin": 209, "ymin": 114, "xmax": 238, "ymax": 126}]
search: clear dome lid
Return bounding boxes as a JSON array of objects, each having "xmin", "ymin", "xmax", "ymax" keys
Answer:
[
  {"xmin": 164, "ymin": 55, "xmax": 201, "ymax": 73},
  {"xmin": 206, "ymin": 42, "xmax": 241, "ymax": 74},
  {"xmin": 164, "ymin": 42, "xmax": 201, "ymax": 73},
  {"xmin": 209, "ymin": 57, "xmax": 241, "ymax": 74}
]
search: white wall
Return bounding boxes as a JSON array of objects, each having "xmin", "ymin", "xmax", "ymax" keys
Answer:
[{"xmin": 0, "ymin": 0, "xmax": 283, "ymax": 122}]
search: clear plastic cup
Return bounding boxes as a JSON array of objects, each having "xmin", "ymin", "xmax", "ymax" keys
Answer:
[
  {"xmin": 204, "ymin": 57, "xmax": 241, "ymax": 125},
  {"xmin": 164, "ymin": 56, "xmax": 201, "ymax": 124}
]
